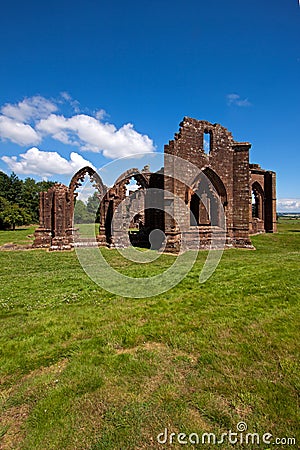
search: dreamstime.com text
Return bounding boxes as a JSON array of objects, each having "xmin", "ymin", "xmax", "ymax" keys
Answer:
[{"xmin": 157, "ymin": 422, "xmax": 296, "ymax": 446}]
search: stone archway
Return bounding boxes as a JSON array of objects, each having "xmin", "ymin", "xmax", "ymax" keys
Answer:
[
  {"xmin": 100, "ymin": 168, "xmax": 151, "ymax": 247},
  {"xmin": 69, "ymin": 166, "xmax": 106, "ymax": 195},
  {"xmin": 33, "ymin": 167, "xmax": 107, "ymax": 250},
  {"xmin": 189, "ymin": 168, "xmax": 227, "ymax": 228},
  {"xmin": 69, "ymin": 166, "xmax": 107, "ymax": 245},
  {"xmin": 251, "ymin": 181, "xmax": 265, "ymax": 233},
  {"xmin": 34, "ymin": 117, "xmax": 277, "ymax": 251}
]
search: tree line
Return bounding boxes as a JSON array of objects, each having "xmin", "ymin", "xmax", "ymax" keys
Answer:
[
  {"xmin": 0, "ymin": 171, "xmax": 100, "ymax": 230},
  {"xmin": 73, "ymin": 193, "xmax": 100, "ymax": 224},
  {"xmin": 0, "ymin": 171, "xmax": 56, "ymax": 230}
]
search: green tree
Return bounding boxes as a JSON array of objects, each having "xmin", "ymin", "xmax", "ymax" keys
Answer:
[
  {"xmin": 74, "ymin": 200, "xmax": 94, "ymax": 224},
  {"xmin": 0, "ymin": 172, "xmax": 10, "ymax": 197},
  {"xmin": 19, "ymin": 177, "xmax": 40, "ymax": 223},
  {"xmin": 36, "ymin": 180, "xmax": 56, "ymax": 191},
  {"xmin": 86, "ymin": 192, "xmax": 100, "ymax": 222},
  {"xmin": 0, "ymin": 171, "xmax": 22, "ymax": 204},
  {"xmin": 20, "ymin": 178, "xmax": 56, "ymax": 223},
  {"xmin": 0, "ymin": 196, "xmax": 9, "ymax": 229},
  {"xmin": 6, "ymin": 172, "xmax": 23, "ymax": 204},
  {"xmin": 0, "ymin": 203, "xmax": 32, "ymax": 230},
  {"xmin": 0, "ymin": 172, "xmax": 56, "ymax": 227},
  {"xmin": 0, "ymin": 195, "xmax": 9, "ymax": 209}
]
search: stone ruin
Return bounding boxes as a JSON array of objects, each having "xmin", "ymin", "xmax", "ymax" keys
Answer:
[{"xmin": 33, "ymin": 118, "xmax": 277, "ymax": 251}]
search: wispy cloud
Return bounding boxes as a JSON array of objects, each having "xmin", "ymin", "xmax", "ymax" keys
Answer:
[
  {"xmin": 95, "ymin": 109, "xmax": 108, "ymax": 120},
  {"xmin": 277, "ymin": 198, "xmax": 300, "ymax": 212},
  {"xmin": 1, "ymin": 95, "xmax": 57, "ymax": 122},
  {"xmin": 226, "ymin": 93, "xmax": 251, "ymax": 107},
  {"xmin": 60, "ymin": 91, "xmax": 81, "ymax": 114}
]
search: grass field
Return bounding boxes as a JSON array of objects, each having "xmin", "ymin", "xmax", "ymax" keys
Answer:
[
  {"xmin": 0, "ymin": 220, "xmax": 299, "ymax": 449},
  {"xmin": 0, "ymin": 226, "xmax": 36, "ymax": 247}
]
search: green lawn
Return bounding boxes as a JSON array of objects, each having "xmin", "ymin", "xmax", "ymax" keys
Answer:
[
  {"xmin": 0, "ymin": 226, "xmax": 36, "ymax": 247},
  {"xmin": 0, "ymin": 220, "xmax": 299, "ymax": 449}
]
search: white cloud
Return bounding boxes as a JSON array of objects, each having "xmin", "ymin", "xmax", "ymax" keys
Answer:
[
  {"xmin": 277, "ymin": 198, "xmax": 300, "ymax": 212},
  {"xmin": 36, "ymin": 113, "xmax": 155, "ymax": 158},
  {"xmin": 0, "ymin": 115, "xmax": 40, "ymax": 146},
  {"xmin": 1, "ymin": 95, "xmax": 57, "ymax": 122},
  {"xmin": 226, "ymin": 93, "xmax": 251, "ymax": 107},
  {"xmin": 0, "ymin": 94, "xmax": 155, "ymax": 158},
  {"xmin": 76, "ymin": 185, "xmax": 98, "ymax": 203},
  {"xmin": 1, "ymin": 148, "xmax": 95, "ymax": 178}
]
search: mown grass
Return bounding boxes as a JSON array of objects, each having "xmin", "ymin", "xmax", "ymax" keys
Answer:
[
  {"xmin": 0, "ymin": 226, "xmax": 36, "ymax": 247},
  {"xmin": 0, "ymin": 220, "xmax": 299, "ymax": 449}
]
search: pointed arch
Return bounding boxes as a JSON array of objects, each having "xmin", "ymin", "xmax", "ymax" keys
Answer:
[
  {"xmin": 114, "ymin": 168, "xmax": 150, "ymax": 189},
  {"xmin": 251, "ymin": 181, "xmax": 264, "ymax": 220},
  {"xmin": 69, "ymin": 166, "xmax": 107, "ymax": 196},
  {"xmin": 189, "ymin": 167, "xmax": 227, "ymax": 227},
  {"xmin": 191, "ymin": 167, "xmax": 227, "ymax": 205},
  {"xmin": 252, "ymin": 181, "xmax": 264, "ymax": 199}
]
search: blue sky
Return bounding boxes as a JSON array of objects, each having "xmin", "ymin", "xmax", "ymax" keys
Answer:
[{"xmin": 0, "ymin": 0, "xmax": 299, "ymax": 211}]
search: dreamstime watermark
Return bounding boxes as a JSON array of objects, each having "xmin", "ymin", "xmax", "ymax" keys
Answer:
[
  {"xmin": 157, "ymin": 422, "xmax": 296, "ymax": 447},
  {"xmin": 74, "ymin": 152, "xmax": 226, "ymax": 298}
]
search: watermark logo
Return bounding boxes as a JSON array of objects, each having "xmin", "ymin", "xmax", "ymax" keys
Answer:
[
  {"xmin": 237, "ymin": 421, "xmax": 248, "ymax": 432},
  {"xmin": 74, "ymin": 153, "xmax": 226, "ymax": 298},
  {"xmin": 157, "ymin": 422, "xmax": 296, "ymax": 446}
]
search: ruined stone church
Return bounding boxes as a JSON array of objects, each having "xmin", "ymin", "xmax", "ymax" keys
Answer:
[{"xmin": 33, "ymin": 118, "xmax": 277, "ymax": 251}]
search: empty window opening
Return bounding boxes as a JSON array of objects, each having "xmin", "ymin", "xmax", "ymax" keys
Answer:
[
  {"xmin": 74, "ymin": 175, "xmax": 100, "ymax": 226},
  {"xmin": 252, "ymin": 190, "xmax": 259, "ymax": 218},
  {"xmin": 203, "ymin": 131, "xmax": 212, "ymax": 154},
  {"xmin": 190, "ymin": 191, "xmax": 211, "ymax": 226},
  {"xmin": 126, "ymin": 177, "xmax": 139, "ymax": 196},
  {"xmin": 190, "ymin": 193, "xmax": 200, "ymax": 226}
]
